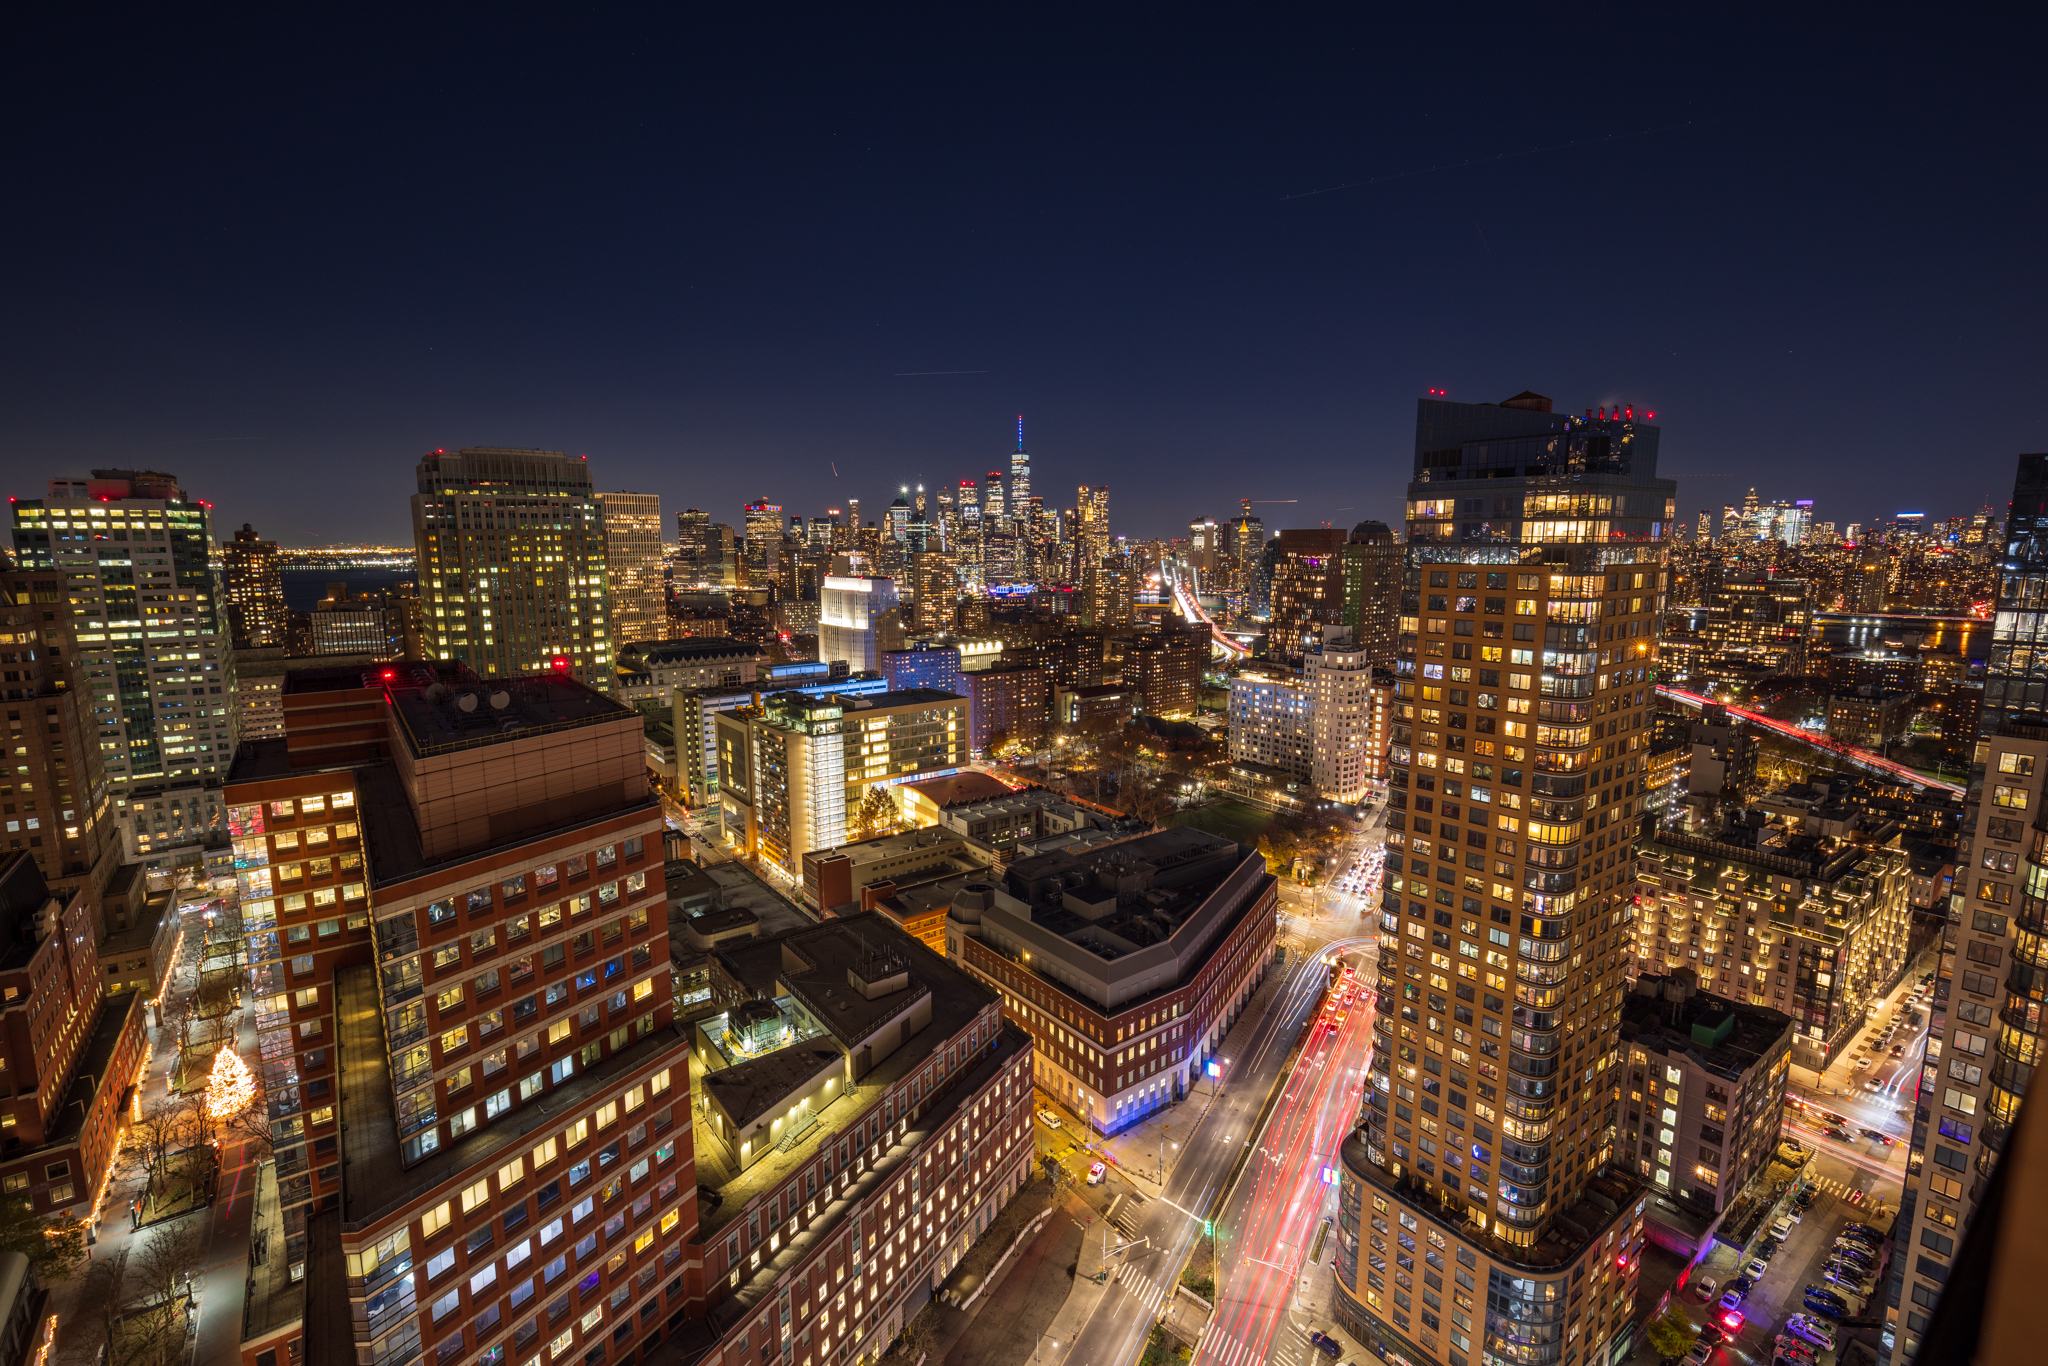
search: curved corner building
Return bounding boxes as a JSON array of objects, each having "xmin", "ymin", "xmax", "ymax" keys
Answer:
[{"xmin": 1336, "ymin": 391, "xmax": 1677, "ymax": 1366}]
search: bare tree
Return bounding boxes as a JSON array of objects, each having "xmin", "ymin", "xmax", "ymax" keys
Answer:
[
  {"xmin": 66, "ymin": 1249, "xmax": 128, "ymax": 1366},
  {"xmin": 224, "ymin": 1103, "xmax": 275, "ymax": 1164},
  {"xmin": 134, "ymin": 1099, "xmax": 181, "ymax": 1210},
  {"xmin": 131, "ymin": 1222, "xmax": 202, "ymax": 1366}
]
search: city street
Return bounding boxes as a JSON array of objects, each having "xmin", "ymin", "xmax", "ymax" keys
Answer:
[
  {"xmin": 1198, "ymin": 950, "xmax": 1377, "ymax": 1366},
  {"xmin": 1058, "ymin": 934, "xmax": 1375, "ymax": 1366}
]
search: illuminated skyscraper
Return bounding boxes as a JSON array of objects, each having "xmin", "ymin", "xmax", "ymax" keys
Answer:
[
  {"xmin": 223, "ymin": 522, "xmax": 286, "ymax": 649},
  {"xmin": 1336, "ymin": 391, "xmax": 1674, "ymax": 1366},
  {"xmin": 412, "ymin": 447, "xmax": 612, "ymax": 690},
  {"xmin": 9, "ymin": 469, "xmax": 235, "ymax": 861},
  {"xmin": 596, "ymin": 490, "xmax": 664, "ymax": 649},
  {"xmin": 1884, "ymin": 453, "xmax": 2048, "ymax": 1365},
  {"xmin": 984, "ymin": 470, "xmax": 1007, "ymax": 529},
  {"xmin": 1009, "ymin": 415, "xmax": 1031, "ymax": 530}
]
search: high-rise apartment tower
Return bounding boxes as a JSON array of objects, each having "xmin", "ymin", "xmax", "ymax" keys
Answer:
[
  {"xmin": 223, "ymin": 522, "xmax": 287, "ymax": 648},
  {"xmin": 412, "ymin": 448, "xmax": 613, "ymax": 690},
  {"xmin": 596, "ymin": 491, "xmax": 665, "ymax": 650},
  {"xmin": 1336, "ymin": 391, "xmax": 1676, "ymax": 1366},
  {"xmin": 10, "ymin": 469, "xmax": 236, "ymax": 861}
]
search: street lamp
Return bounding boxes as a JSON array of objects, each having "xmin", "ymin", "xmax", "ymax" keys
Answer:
[
  {"xmin": 1035, "ymin": 1335, "xmax": 1058, "ymax": 1366},
  {"xmin": 1160, "ymin": 1137, "xmax": 1178, "ymax": 1181}
]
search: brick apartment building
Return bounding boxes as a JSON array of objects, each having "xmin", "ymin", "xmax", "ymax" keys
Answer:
[
  {"xmin": 0, "ymin": 852, "xmax": 146, "ymax": 1220},
  {"xmin": 232, "ymin": 661, "xmax": 1039, "ymax": 1366},
  {"xmin": 226, "ymin": 662, "xmax": 688, "ymax": 1366},
  {"xmin": 943, "ymin": 826, "xmax": 1277, "ymax": 1133}
]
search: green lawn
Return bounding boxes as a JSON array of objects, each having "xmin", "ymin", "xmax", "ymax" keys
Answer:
[{"xmin": 1166, "ymin": 799, "xmax": 1275, "ymax": 846}]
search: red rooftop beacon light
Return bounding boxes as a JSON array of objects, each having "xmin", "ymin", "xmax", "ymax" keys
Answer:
[{"xmin": 551, "ymin": 656, "xmax": 570, "ymax": 672}]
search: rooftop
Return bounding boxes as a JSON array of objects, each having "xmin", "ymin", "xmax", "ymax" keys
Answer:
[
  {"xmin": 1619, "ymin": 969, "xmax": 1795, "ymax": 1082},
  {"xmin": 692, "ymin": 914, "xmax": 998, "ymax": 1237},
  {"xmin": 900, "ymin": 771, "xmax": 1014, "ymax": 807},
  {"xmin": 620, "ymin": 638, "xmax": 762, "ymax": 666},
  {"xmin": 1003, "ymin": 825, "xmax": 1249, "ymax": 951},
  {"xmin": 384, "ymin": 672, "xmax": 635, "ymax": 757}
]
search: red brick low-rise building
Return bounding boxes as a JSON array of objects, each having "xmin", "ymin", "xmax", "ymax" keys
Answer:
[
  {"xmin": 0, "ymin": 851, "xmax": 147, "ymax": 1221},
  {"xmin": 943, "ymin": 826, "xmax": 1276, "ymax": 1133}
]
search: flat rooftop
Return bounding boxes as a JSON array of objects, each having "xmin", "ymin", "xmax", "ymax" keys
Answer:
[
  {"xmin": 622, "ymin": 638, "xmax": 762, "ymax": 664},
  {"xmin": 1620, "ymin": 971, "xmax": 1794, "ymax": 1082},
  {"xmin": 385, "ymin": 673, "xmax": 635, "ymax": 757},
  {"xmin": 692, "ymin": 914, "xmax": 998, "ymax": 1237},
  {"xmin": 901, "ymin": 772, "xmax": 1014, "ymax": 807},
  {"xmin": 1005, "ymin": 825, "xmax": 1249, "ymax": 948}
]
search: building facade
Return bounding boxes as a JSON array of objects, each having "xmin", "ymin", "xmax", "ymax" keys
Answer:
[
  {"xmin": 1632, "ymin": 821, "xmax": 1913, "ymax": 1070},
  {"xmin": 223, "ymin": 522, "xmax": 287, "ymax": 649},
  {"xmin": 819, "ymin": 578, "xmax": 901, "ymax": 677},
  {"xmin": 1228, "ymin": 669, "xmax": 1311, "ymax": 779},
  {"xmin": 9, "ymin": 469, "xmax": 236, "ymax": 863},
  {"xmin": 944, "ymin": 827, "xmax": 1277, "ymax": 1133},
  {"xmin": 960, "ymin": 663, "xmax": 1050, "ymax": 756},
  {"xmin": 1617, "ymin": 970, "xmax": 1793, "ymax": 1242},
  {"xmin": 1343, "ymin": 520, "xmax": 1403, "ymax": 663},
  {"xmin": 598, "ymin": 491, "xmax": 667, "ymax": 652},
  {"xmin": 1354, "ymin": 390, "xmax": 1675, "ymax": 1366},
  {"xmin": 717, "ymin": 689, "xmax": 967, "ymax": 876},
  {"xmin": 613, "ymin": 640, "xmax": 762, "ymax": 709},
  {"xmin": 1311, "ymin": 629, "xmax": 1378, "ymax": 802},
  {"xmin": 0, "ymin": 853, "xmax": 147, "ymax": 1221},
  {"xmin": 0, "ymin": 570, "xmax": 116, "ymax": 904},
  {"xmin": 223, "ymin": 660, "xmax": 689, "ymax": 1366},
  {"xmin": 1268, "ymin": 529, "xmax": 1349, "ymax": 660},
  {"xmin": 411, "ymin": 447, "xmax": 614, "ymax": 690}
]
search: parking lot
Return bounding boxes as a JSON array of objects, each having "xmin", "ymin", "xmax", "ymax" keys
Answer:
[{"xmin": 1677, "ymin": 1154, "xmax": 1890, "ymax": 1366}]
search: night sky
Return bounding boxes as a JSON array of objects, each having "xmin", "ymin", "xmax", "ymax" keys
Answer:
[{"xmin": 5, "ymin": 9, "xmax": 2045, "ymax": 545}]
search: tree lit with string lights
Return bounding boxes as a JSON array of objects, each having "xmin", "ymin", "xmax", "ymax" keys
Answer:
[{"xmin": 204, "ymin": 1047, "xmax": 257, "ymax": 1122}]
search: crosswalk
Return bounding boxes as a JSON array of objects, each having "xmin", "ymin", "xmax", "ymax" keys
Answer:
[
  {"xmin": 1112, "ymin": 1261, "xmax": 1172, "ymax": 1312},
  {"xmin": 1805, "ymin": 1174, "xmax": 1877, "ymax": 1203}
]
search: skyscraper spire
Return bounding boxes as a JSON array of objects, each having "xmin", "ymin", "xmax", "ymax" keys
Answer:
[{"xmin": 1016, "ymin": 414, "xmax": 1025, "ymax": 453}]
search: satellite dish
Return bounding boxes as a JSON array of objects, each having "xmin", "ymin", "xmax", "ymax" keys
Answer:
[
  {"xmin": 489, "ymin": 691, "xmax": 511, "ymax": 710},
  {"xmin": 424, "ymin": 683, "xmax": 450, "ymax": 702},
  {"xmin": 457, "ymin": 693, "xmax": 478, "ymax": 712}
]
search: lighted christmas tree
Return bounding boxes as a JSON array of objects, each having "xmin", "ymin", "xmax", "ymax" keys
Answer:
[{"xmin": 204, "ymin": 1046, "xmax": 257, "ymax": 1121}]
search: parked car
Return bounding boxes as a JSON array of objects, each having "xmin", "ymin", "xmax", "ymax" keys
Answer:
[
  {"xmin": 1785, "ymin": 1315, "xmax": 1838, "ymax": 1350},
  {"xmin": 1823, "ymin": 1265, "xmax": 1869, "ymax": 1290},
  {"xmin": 1688, "ymin": 1275, "xmax": 1719, "ymax": 1303},
  {"xmin": 1308, "ymin": 1332, "xmax": 1342, "ymax": 1358},
  {"xmin": 1854, "ymin": 1057, "xmax": 1872, "ymax": 1070},
  {"xmin": 1087, "ymin": 1162, "xmax": 1106, "ymax": 1186},
  {"xmin": 1745, "ymin": 1257, "xmax": 1771, "ymax": 1280},
  {"xmin": 1771, "ymin": 1217, "xmax": 1795, "ymax": 1240},
  {"xmin": 1038, "ymin": 1110, "xmax": 1062, "ymax": 1129},
  {"xmin": 1803, "ymin": 1287, "xmax": 1849, "ymax": 1319},
  {"xmin": 1720, "ymin": 1278, "xmax": 1754, "ymax": 1311},
  {"xmin": 1832, "ymin": 1241, "xmax": 1877, "ymax": 1262},
  {"xmin": 1773, "ymin": 1337, "xmax": 1818, "ymax": 1365},
  {"xmin": 1684, "ymin": 1343, "xmax": 1714, "ymax": 1366},
  {"xmin": 1842, "ymin": 1222, "xmax": 1884, "ymax": 1242}
]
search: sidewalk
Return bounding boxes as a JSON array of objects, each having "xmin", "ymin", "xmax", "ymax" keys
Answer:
[
  {"xmin": 46, "ymin": 894, "xmax": 264, "ymax": 1366},
  {"xmin": 1086, "ymin": 965, "xmax": 1291, "ymax": 1196}
]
